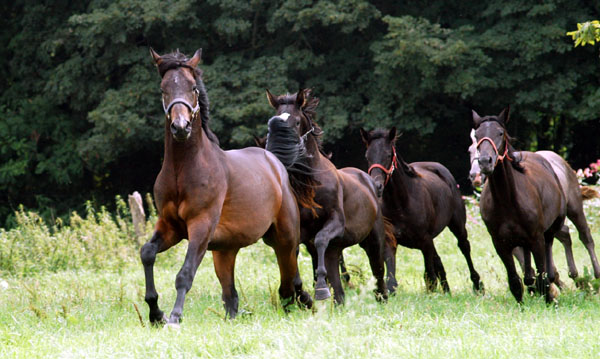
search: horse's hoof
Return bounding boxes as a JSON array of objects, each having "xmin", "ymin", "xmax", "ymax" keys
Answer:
[
  {"xmin": 150, "ymin": 312, "xmax": 168, "ymax": 327},
  {"xmin": 474, "ymin": 281, "xmax": 485, "ymax": 295},
  {"xmin": 298, "ymin": 291, "xmax": 313, "ymax": 309},
  {"xmin": 164, "ymin": 322, "xmax": 180, "ymax": 330},
  {"xmin": 314, "ymin": 287, "xmax": 331, "ymax": 301}
]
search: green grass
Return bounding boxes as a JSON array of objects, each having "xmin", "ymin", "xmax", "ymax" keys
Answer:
[{"xmin": 1, "ymin": 192, "xmax": 600, "ymax": 358}]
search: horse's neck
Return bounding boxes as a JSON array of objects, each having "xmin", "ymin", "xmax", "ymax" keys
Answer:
[
  {"xmin": 385, "ymin": 165, "xmax": 412, "ymax": 206},
  {"xmin": 305, "ymin": 136, "xmax": 324, "ymax": 167},
  {"xmin": 163, "ymin": 124, "xmax": 221, "ymax": 175},
  {"xmin": 487, "ymin": 160, "xmax": 518, "ymax": 205}
]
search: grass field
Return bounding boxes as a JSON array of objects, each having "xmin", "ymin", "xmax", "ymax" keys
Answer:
[{"xmin": 1, "ymin": 192, "xmax": 600, "ymax": 358}]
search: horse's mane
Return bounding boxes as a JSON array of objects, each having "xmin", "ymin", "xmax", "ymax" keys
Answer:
[
  {"xmin": 369, "ymin": 129, "xmax": 418, "ymax": 178},
  {"xmin": 274, "ymin": 92, "xmax": 324, "ymax": 153},
  {"xmin": 266, "ymin": 115, "xmax": 321, "ymax": 216},
  {"xmin": 477, "ymin": 118, "xmax": 524, "ymax": 172},
  {"xmin": 156, "ymin": 51, "xmax": 219, "ymax": 144}
]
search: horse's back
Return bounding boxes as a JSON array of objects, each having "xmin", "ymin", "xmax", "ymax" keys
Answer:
[
  {"xmin": 411, "ymin": 161, "xmax": 460, "ymax": 200},
  {"xmin": 512, "ymin": 152, "xmax": 566, "ymax": 228},
  {"xmin": 535, "ymin": 150, "xmax": 579, "ymax": 205}
]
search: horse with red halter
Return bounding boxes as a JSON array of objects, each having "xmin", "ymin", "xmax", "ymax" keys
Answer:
[
  {"xmin": 473, "ymin": 107, "xmax": 566, "ymax": 303},
  {"xmin": 140, "ymin": 49, "xmax": 311, "ymax": 327},
  {"xmin": 360, "ymin": 127, "xmax": 483, "ymax": 293},
  {"xmin": 467, "ymin": 127, "xmax": 600, "ymax": 288},
  {"xmin": 265, "ymin": 89, "xmax": 389, "ymax": 304}
]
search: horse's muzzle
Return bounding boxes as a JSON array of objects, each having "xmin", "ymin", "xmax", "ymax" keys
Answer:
[{"xmin": 170, "ymin": 118, "xmax": 192, "ymax": 141}]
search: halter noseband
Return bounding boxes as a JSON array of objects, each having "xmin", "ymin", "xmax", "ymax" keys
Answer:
[
  {"xmin": 368, "ymin": 146, "xmax": 399, "ymax": 186},
  {"xmin": 162, "ymin": 89, "xmax": 200, "ymax": 121},
  {"xmin": 476, "ymin": 136, "xmax": 512, "ymax": 166}
]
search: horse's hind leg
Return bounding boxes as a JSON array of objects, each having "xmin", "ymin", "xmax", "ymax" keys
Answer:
[
  {"xmin": 359, "ymin": 228, "xmax": 388, "ymax": 302},
  {"xmin": 449, "ymin": 214, "xmax": 482, "ymax": 292},
  {"xmin": 140, "ymin": 222, "xmax": 181, "ymax": 325},
  {"xmin": 555, "ymin": 225, "xmax": 576, "ymax": 282},
  {"xmin": 213, "ymin": 249, "xmax": 240, "ymax": 318},
  {"xmin": 568, "ymin": 206, "xmax": 600, "ymax": 278},
  {"xmin": 531, "ymin": 236, "xmax": 553, "ymax": 303},
  {"xmin": 339, "ymin": 251, "xmax": 351, "ymax": 285},
  {"xmin": 432, "ymin": 249, "xmax": 450, "ymax": 294}
]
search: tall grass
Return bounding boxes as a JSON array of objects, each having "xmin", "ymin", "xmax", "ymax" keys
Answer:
[{"xmin": 0, "ymin": 195, "xmax": 155, "ymax": 275}]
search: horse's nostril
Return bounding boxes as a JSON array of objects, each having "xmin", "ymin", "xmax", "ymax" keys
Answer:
[
  {"xmin": 487, "ymin": 157, "xmax": 492, "ymax": 164},
  {"xmin": 170, "ymin": 122, "xmax": 178, "ymax": 135}
]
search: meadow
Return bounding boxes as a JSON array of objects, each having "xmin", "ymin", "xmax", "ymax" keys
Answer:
[{"xmin": 1, "ymin": 191, "xmax": 600, "ymax": 358}]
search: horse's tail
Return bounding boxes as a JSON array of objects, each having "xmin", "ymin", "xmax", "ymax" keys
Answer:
[
  {"xmin": 383, "ymin": 217, "xmax": 397, "ymax": 250},
  {"xmin": 581, "ymin": 186, "xmax": 600, "ymax": 200}
]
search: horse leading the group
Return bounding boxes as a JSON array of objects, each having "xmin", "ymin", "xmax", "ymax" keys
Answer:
[
  {"xmin": 265, "ymin": 89, "xmax": 389, "ymax": 304},
  {"xmin": 139, "ymin": 49, "xmax": 311, "ymax": 327},
  {"xmin": 360, "ymin": 127, "xmax": 483, "ymax": 293},
  {"xmin": 468, "ymin": 127, "xmax": 600, "ymax": 288},
  {"xmin": 473, "ymin": 107, "xmax": 566, "ymax": 303}
]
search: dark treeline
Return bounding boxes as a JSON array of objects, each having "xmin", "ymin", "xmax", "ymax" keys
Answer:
[{"xmin": 1, "ymin": 0, "xmax": 599, "ymax": 226}]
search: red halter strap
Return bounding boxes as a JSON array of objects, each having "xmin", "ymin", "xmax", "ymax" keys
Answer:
[
  {"xmin": 368, "ymin": 147, "xmax": 399, "ymax": 186},
  {"xmin": 476, "ymin": 136, "xmax": 513, "ymax": 165}
]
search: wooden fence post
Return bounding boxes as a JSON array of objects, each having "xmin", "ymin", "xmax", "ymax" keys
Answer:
[{"xmin": 128, "ymin": 191, "xmax": 146, "ymax": 239}]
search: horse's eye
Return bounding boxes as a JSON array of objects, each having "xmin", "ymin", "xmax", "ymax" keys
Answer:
[
  {"xmin": 192, "ymin": 85, "xmax": 198, "ymax": 92},
  {"xmin": 296, "ymin": 120, "xmax": 300, "ymax": 127},
  {"xmin": 159, "ymin": 88, "xmax": 164, "ymax": 94}
]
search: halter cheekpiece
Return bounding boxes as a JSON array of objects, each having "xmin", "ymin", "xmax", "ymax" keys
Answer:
[{"xmin": 368, "ymin": 146, "xmax": 399, "ymax": 186}]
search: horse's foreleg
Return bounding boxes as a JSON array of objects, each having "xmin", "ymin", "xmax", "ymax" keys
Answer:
[
  {"xmin": 313, "ymin": 212, "xmax": 345, "ymax": 301},
  {"xmin": 213, "ymin": 249, "xmax": 240, "ymax": 318},
  {"xmin": 167, "ymin": 220, "xmax": 212, "ymax": 325},
  {"xmin": 325, "ymin": 248, "xmax": 345, "ymax": 304},
  {"xmin": 140, "ymin": 224, "xmax": 181, "ymax": 325},
  {"xmin": 421, "ymin": 240, "xmax": 438, "ymax": 292},
  {"xmin": 384, "ymin": 239, "xmax": 398, "ymax": 294},
  {"xmin": 494, "ymin": 241, "xmax": 523, "ymax": 303}
]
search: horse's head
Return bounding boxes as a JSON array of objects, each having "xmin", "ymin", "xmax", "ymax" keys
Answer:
[
  {"xmin": 472, "ymin": 107, "xmax": 511, "ymax": 176},
  {"xmin": 151, "ymin": 48, "xmax": 203, "ymax": 142},
  {"xmin": 468, "ymin": 129, "xmax": 484, "ymax": 187},
  {"xmin": 360, "ymin": 127, "xmax": 398, "ymax": 197}
]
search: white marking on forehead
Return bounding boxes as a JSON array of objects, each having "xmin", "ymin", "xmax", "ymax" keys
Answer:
[{"xmin": 279, "ymin": 112, "xmax": 291, "ymax": 120}]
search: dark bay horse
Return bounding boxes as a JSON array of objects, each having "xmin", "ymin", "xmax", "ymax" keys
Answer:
[
  {"xmin": 473, "ymin": 107, "xmax": 566, "ymax": 303},
  {"xmin": 360, "ymin": 127, "xmax": 483, "ymax": 293},
  {"xmin": 265, "ymin": 89, "xmax": 388, "ymax": 304},
  {"xmin": 468, "ymin": 129, "xmax": 600, "ymax": 287},
  {"xmin": 140, "ymin": 49, "xmax": 311, "ymax": 326}
]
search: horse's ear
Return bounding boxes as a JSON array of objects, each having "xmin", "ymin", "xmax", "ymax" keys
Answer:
[
  {"xmin": 498, "ymin": 106, "xmax": 510, "ymax": 124},
  {"xmin": 150, "ymin": 47, "xmax": 162, "ymax": 65},
  {"xmin": 253, "ymin": 135, "xmax": 266, "ymax": 148},
  {"xmin": 295, "ymin": 88, "xmax": 307, "ymax": 108},
  {"xmin": 472, "ymin": 109, "xmax": 483, "ymax": 128},
  {"xmin": 186, "ymin": 48, "xmax": 202, "ymax": 68},
  {"xmin": 359, "ymin": 128, "xmax": 370, "ymax": 146},
  {"xmin": 266, "ymin": 89, "xmax": 278, "ymax": 109},
  {"xmin": 388, "ymin": 127, "xmax": 397, "ymax": 142}
]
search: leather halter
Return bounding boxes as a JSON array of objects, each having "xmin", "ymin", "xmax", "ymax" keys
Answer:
[
  {"xmin": 476, "ymin": 136, "xmax": 513, "ymax": 166},
  {"xmin": 368, "ymin": 146, "xmax": 399, "ymax": 186},
  {"xmin": 162, "ymin": 89, "xmax": 200, "ymax": 121}
]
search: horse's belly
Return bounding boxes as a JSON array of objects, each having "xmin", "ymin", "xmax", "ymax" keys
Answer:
[{"xmin": 210, "ymin": 214, "xmax": 272, "ymax": 250}]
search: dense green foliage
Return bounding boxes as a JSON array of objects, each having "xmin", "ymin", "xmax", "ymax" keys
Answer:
[
  {"xmin": 1, "ymin": 194, "xmax": 600, "ymax": 357},
  {"xmin": 1, "ymin": 1, "xmax": 599, "ymax": 225}
]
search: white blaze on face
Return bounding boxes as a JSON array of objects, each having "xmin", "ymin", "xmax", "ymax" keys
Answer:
[{"xmin": 279, "ymin": 112, "xmax": 291, "ymax": 120}]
